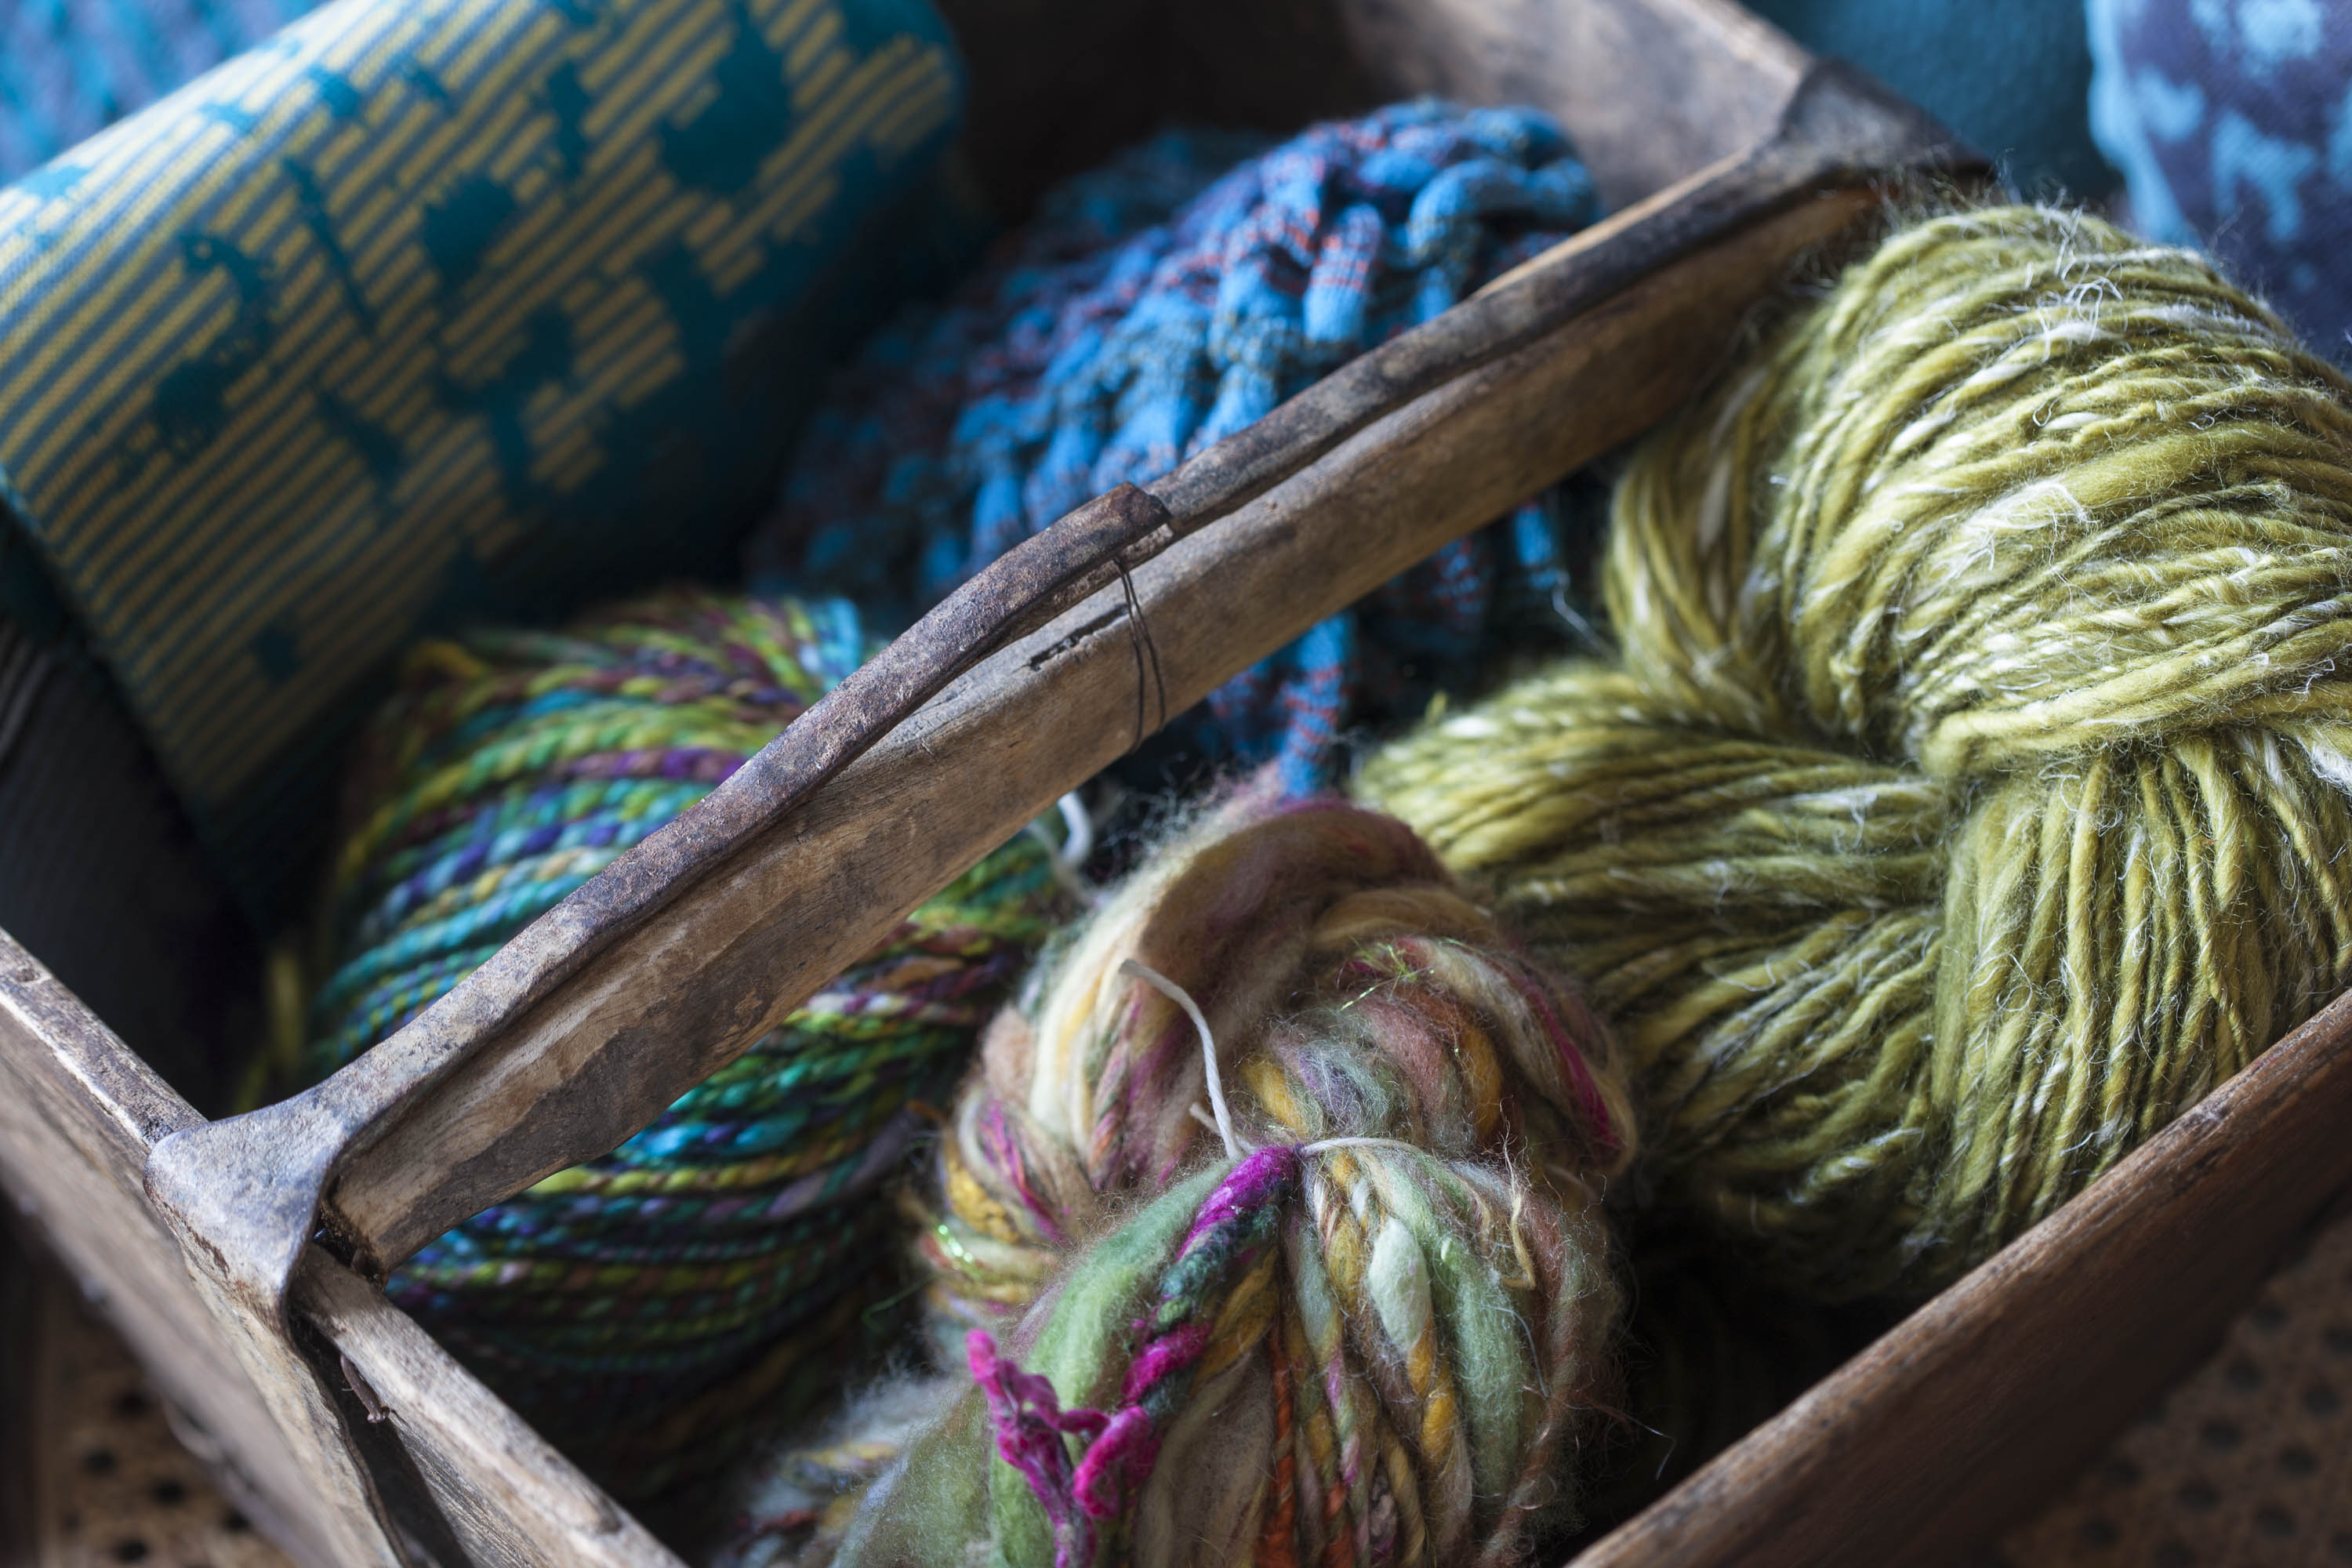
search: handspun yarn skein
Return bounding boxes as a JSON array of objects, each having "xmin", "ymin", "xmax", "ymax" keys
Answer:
[
  {"xmin": 299, "ymin": 588, "xmax": 1065, "ymax": 1492},
  {"xmin": 749, "ymin": 103, "xmax": 1602, "ymax": 794},
  {"xmin": 847, "ymin": 790, "xmax": 1635, "ymax": 1568},
  {"xmin": 1360, "ymin": 206, "xmax": 2352, "ymax": 1298}
]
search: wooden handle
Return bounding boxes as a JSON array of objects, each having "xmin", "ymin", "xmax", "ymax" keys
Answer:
[{"xmin": 147, "ymin": 59, "xmax": 1967, "ymax": 1317}]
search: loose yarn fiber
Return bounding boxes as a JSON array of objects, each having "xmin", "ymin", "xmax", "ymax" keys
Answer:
[
  {"xmin": 749, "ymin": 103, "xmax": 1602, "ymax": 794},
  {"xmin": 844, "ymin": 790, "xmax": 1635, "ymax": 1568},
  {"xmin": 298, "ymin": 587, "xmax": 1065, "ymax": 1490},
  {"xmin": 1361, "ymin": 206, "xmax": 2352, "ymax": 1298}
]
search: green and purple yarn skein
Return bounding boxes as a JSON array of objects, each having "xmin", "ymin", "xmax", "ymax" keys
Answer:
[
  {"xmin": 296, "ymin": 587, "xmax": 1067, "ymax": 1494},
  {"xmin": 1361, "ymin": 205, "xmax": 2352, "ymax": 1300},
  {"xmin": 844, "ymin": 789, "xmax": 1636, "ymax": 1568}
]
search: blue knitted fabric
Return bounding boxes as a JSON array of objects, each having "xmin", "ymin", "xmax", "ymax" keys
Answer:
[
  {"xmin": 747, "ymin": 103, "xmax": 1602, "ymax": 794},
  {"xmin": 0, "ymin": 1, "xmax": 316, "ymax": 180}
]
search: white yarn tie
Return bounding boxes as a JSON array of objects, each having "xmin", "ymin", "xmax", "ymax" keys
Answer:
[
  {"xmin": 1298, "ymin": 1136, "xmax": 1428, "ymax": 1158},
  {"xmin": 1120, "ymin": 959, "xmax": 1433, "ymax": 1169},
  {"xmin": 1120, "ymin": 959, "xmax": 1430, "ymax": 1166},
  {"xmin": 1054, "ymin": 790, "xmax": 1094, "ymax": 872},
  {"xmin": 1119, "ymin": 957, "xmax": 1240, "ymax": 1161}
]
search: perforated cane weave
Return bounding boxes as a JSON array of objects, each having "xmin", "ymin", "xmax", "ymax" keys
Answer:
[{"xmin": 24, "ymin": 1207, "xmax": 2352, "ymax": 1562}]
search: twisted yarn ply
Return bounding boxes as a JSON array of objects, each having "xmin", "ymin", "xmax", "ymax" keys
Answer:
[
  {"xmin": 842, "ymin": 789, "xmax": 1634, "ymax": 1568},
  {"xmin": 299, "ymin": 588, "xmax": 1065, "ymax": 1491},
  {"xmin": 1360, "ymin": 206, "xmax": 2352, "ymax": 1298},
  {"xmin": 748, "ymin": 103, "xmax": 1602, "ymax": 794}
]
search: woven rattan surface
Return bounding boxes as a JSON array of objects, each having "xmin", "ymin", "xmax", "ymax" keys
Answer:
[
  {"xmin": 19, "ymin": 1208, "xmax": 2352, "ymax": 1565},
  {"xmin": 26, "ymin": 1272, "xmax": 291, "ymax": 1568},
  {"xmin": 1996, "ymin": 1207, "xmax": 2352, "ymax": 1567}
]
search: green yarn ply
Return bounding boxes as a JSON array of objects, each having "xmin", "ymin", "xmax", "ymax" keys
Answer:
[{"xmin": 1361, "ymin": 206, "xmax": 2352, "ymax": 1298}]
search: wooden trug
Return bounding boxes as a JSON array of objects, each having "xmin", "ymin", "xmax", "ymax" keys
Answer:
[{"xmin": 8, "ymin": 2, "xmax": 2336, "ymax": 1566}]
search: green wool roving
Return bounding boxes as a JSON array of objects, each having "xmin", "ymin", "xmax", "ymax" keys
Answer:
[{"xmin": 1360, "ymin": 206, "xmax": 2352, "ymax": 1298}]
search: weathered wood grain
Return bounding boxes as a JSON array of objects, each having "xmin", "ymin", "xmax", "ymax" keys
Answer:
[
  {"xmin": 1334, "ymin": 0, "xmax": 1810, "ymax": 208},
  {"xmin": 1573, "ymin": 989, "xmax": 2352, "ymax": 1568},
  {"xmin": 296, "ymin": 1252, "xmax": 680, "ymax": 1568},
  {"xmin": 934, "ymin": 0, "xmax": 1818, "ymax": 223},
  {"xmin": 0, "ymin": 924, "xmax": 682, "ymax": 1566},
  {"xmin": 0, "ymin": 932, "xmax": 393, "ymax": 1567}
]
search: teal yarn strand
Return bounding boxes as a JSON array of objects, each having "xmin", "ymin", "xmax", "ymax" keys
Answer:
[{"xmin": 293, "ymin": 587, "xmax": 1067, "ymax": 1497}]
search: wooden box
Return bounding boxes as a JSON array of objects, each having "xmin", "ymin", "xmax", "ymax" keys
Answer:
[{"xmin": 5, "ymin": 0, "xmax": 2347, "ymax": 1563}]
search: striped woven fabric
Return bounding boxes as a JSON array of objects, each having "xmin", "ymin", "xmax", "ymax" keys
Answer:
[{"xmin": 0, "ymin": 0, "xmax": 970, "ymax": 920}]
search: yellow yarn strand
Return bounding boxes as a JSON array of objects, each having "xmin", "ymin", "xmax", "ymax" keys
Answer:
[{"xmin": 1361, "ymin": 205, "xmax": 2352, "ymax": 1298}]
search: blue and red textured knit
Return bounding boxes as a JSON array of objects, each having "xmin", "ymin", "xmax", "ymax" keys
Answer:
[{"xmin": 747, "ymin": 101, "xmax": 1604, "ymax": 794}]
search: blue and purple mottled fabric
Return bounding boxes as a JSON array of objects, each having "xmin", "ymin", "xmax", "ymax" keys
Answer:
[
  {"xmin": 2090, "ymin": 0, "xmax": 2352, "ymax": 358},
  {"xmin": 747, "ymin": 103, "xmax": 1602, "ymax": 795},
  {"xmin": 0, "ymin": 0, "xmax": 318, "ymax": 180}
]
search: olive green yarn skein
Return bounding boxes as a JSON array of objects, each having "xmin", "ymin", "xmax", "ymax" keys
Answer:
[{"xmin": 1359, "ymin": 205, "xmax": 2352, "ymax": 1299}]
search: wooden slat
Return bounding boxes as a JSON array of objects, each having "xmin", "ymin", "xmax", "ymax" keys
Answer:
[
  {"xmin": 0, "ymin": 932, "xmax": 393, "ymax": 1567},
  {"xmin": 935, "ymin": 0, "xmax": 1817, "ymax": 223},
  {"xmin": 0, "ymin": 924, "xmax": 683, "ymax": 1566},
  {"xmin": 1333, "ymin": 0, "xmax": 1810, "ymax": 209},
  {"xmin": 295, "ymin": 1253, "xmax": 680, "ymax": 1568},
  {"xmin": 1576, "ymin": 991, "xmax": 2352, "ymax": 1567}
]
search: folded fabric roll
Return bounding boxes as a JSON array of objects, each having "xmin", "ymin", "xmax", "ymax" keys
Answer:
[
  {"xmin": 0, "ymin": 0, "xmax": 972, "ymax": 921},
  {"xmin": 747, "ymin": 103, "xmax": 1606, "ymax": 797}
]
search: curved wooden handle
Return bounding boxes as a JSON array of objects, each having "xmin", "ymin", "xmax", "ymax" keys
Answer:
[{"xmin": 148, "ymin": 57, "xmax": 1972, "ymax": 1323}]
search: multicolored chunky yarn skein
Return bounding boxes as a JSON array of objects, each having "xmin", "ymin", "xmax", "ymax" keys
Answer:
[
  {"xmin": 748, "ymin": 102, "xmax": 1603, "ymax": 794},
  {"xmin": 298, "ymin": 588, "xmax": 1065, "ymax": 1493},
  {"xmin": 837, "ymin": 789, "xmax": 1635, "ymax": 1568},
  {"xmin": 1361, "ymin": 205, "xmax": 2352, "ymax": 1299}
]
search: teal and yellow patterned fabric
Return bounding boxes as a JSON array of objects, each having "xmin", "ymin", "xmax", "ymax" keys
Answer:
[{"xmin": 0, "ymin": 0, "xmax": 971, "ymax": 918}]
